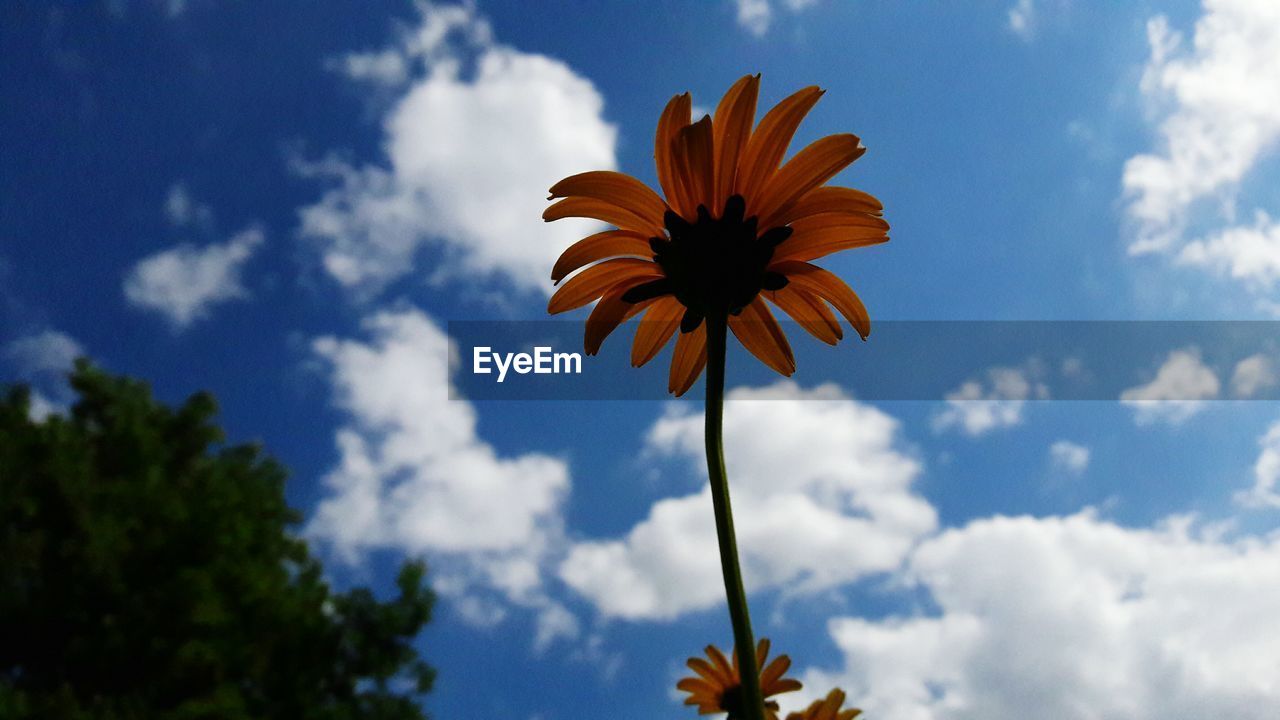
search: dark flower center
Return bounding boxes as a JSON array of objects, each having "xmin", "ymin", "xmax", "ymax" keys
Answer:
[
  {"xmin": 622, "ymin": 195, "xmax": 790, "ymax": 333},
  {"xmin": 720, "ymin": 684, "xmax": 780, "ymax": 720}
]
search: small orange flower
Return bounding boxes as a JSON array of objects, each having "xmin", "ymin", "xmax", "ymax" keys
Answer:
[
  {"xmin": 784, "ymin": 689, "xmax": 862, "ymax": 720},
  {"xmin": 677, "ymin": 639, "xmax": 802, "ymax": 719},
  {"xmin": 545, "ymin": 74, "xmax": 888, "ymax": 395}
]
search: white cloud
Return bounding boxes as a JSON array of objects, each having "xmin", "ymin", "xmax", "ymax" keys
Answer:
[
  {"xmin": 4, "ymin": 330, "xmax": 84, "ymax": 421},
  {"xmin": 1120, "ymin": 347, "xmax": 1220, "ymax": 425},
  {"xmin": 25, "ymin": 390, "xmax": 62, "ymax": 422},
  {"xmin": 4, "ymin": 330, "xmax": 83, "ymax": 375},
  {"xmin": 1234, "ymin": 419, "xmax": 1280, "ymax": 509},
  {"xmin": 799, "ymin": 511, "xmax": 1280, "ymax": 719},
  {"xmin": 1122, "ymin": 0, "xmax": 1280, "ymax": 297},
  {"xmin": 1179, "ymin": 211, "xmax": 1280, "ymax": 288},
  {"xmin": 735, "ymin": 0, "xmax": 773, "ymax": 36},
  {"xmin": 1008, "ymin": 0, "xmax": 1036, "ymax": 41},
  {"xmin": 1231, "ymin": 352, "xmax": 1277, "ymax": 398},
  {"xmin": 331, "ymin": 47, "xmax": 411, "ymax": 87},
  {"xmin": 297, "ymin": 2, "xmax": 616, "ymax": 296},
  {"xmin": 732, "ymin": 0, "xmax": 819, "ymax": 37},
  {"xmin": 165, "ymin": 184, "xmax": 192, "ymax": 225},
  {"xmin": 306, "ymin": 307, "xmax": 576, "ymax": 638},
  {"xmin": 932, "ymin": 362, "xmax": 1049, "ymax": 437},
  {"xmin": 163, "ymin": 182, "xmax": 212, "ymax": 228},
  {"xmin": 1048, "ymin": 440, "xmax": 1090, "ymax": 474},
  {"xmin": 123, "ymin": 226, "xmax": 263, "ymax": 328},
  {"xmin": 1009, "ymin": 0, "xmax": 1074, "ymax": 43},
  {"xmin": 1060, "ymin": 355, "xmax": 1086, "ymax": 379},
  {"xmin": 559, "ymin": 381, "xmax": 935, "ymax": 620}
]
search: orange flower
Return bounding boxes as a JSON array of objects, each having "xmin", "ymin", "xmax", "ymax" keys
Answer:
[
  {"xmin": 545, "ymin": 74, "xmax": 888, "ymax": 395},
  {"xmin": 677, "ymin": 639, "xmax": 803, "ymax": 719},
  {"xmin": 784, "ymin": 689, "xmax": 862, "ymax": 720}
]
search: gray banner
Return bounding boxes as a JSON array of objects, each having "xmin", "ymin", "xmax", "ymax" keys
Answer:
[{"xmin": 447, "ymin": 321, "xmax": 1280, "ymax": 401}]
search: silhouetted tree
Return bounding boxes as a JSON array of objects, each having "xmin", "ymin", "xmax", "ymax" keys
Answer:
[{"xmin": 0, "ymin": 361, "xmax": 435, "ymax": 720}]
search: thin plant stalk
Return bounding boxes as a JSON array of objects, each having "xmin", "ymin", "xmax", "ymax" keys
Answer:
[{"xmin": 703, "ymin": 312, "xmax": 765, "ymax": 720}]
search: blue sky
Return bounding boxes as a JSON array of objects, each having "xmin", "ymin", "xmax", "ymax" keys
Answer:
[{"xmin": 5, "ymin": 1, "xmax": 1280, "ymax": 718}]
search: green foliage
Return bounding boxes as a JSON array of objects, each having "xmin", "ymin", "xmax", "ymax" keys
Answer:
[{"xmin": 0, "ymin": 362, "xmax": 435, "ymax": 720}]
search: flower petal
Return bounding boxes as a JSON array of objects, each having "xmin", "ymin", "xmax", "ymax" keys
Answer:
[
  {"xmin": 656, "ymin": 92, "xmax": 693, "ymax": 217},
  {"xmin": 773, "ymin": 678, "xmax": 804, "ymax": 695},
  {"xmin": 763, "ymin": 285, "xmax": 843, "ymax": 345},
  {"xmin": 753, "ymin": 134, "xmax": 866, "ymax": 223},
  {"xmin": 770, "ymin": 261, "xmax": 871, "ymax": 339},
  {"xmin": 668, "ymin": 323, "xmax": 708, "ymax": 396},
  {"xmin": 549, "ymin": 171, "xmax": 668, "ymax": 229},
  {"xmin": 686, "ymin": 657, "xmax": 720, "ymax": 683},
  {"xmin": 760, "ymin": 654, "xmax": 793, "ymax": 690},
  {"xmin": 692, "ymin": 654, "xmax": 733, "ymax": 686},
  {"xmin": 543, "ymin": 197, "xmax": 664, "ymax": 237},
  {"xmin": 822, "ymin": 689, "xmax": 846, "ymax": 715},
  {"xmin": 760, "ymin": 185, "xmax": 883, "ymax": 228},
  {"xmin": 707, "ymin": 644, "xmax": 736, "ymax": 682},
  {"xmin": 755, "ymin": 638, "xmax": 772, "ymax": 669},
  {"xmin": 772, "ymin": 217, "xmax": 889, "ymax": 263},
  {"xmin": 773, "ymin": 234, "xmax": 888, "ymax": 264},
  {"xmin": 735, "ymin": 86, "xmax": 824, "ymax": 208},
  {"xmin": 729, "ymin": 298, "xmax": 796, "ymax": 376},
  {"xmin": 674, "ymin": 116, "xmax": 715, "ymax": 218},
  {"xmin": 584, "ymin": 283, "xmax": 655, "ymax": 355},
  {"xmin": 551, "ymin": 230, "xmax": 652, "ymax": 283},
  {"xmin": 675, "ymin": 677, "xmax": 719, "ymax": 694},
  {"xmin": 788, "ymin": 212, "xmax": 889, "ymax": 234},
  {"xmin": 631, "ymin": 296, "xmax": 683, "ymax": 367},
  {"xmin": 547, "ymin": 258, "xmax": 661, "ymax": 314},
  {"xmin": 712, "ymin": 74, "xmax": 760, "ymax": 214}
]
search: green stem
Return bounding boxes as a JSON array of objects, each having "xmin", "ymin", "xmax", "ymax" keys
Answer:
[{"xmin": 703, "ymin": 312, "xmax": 765, "ymax": 720}]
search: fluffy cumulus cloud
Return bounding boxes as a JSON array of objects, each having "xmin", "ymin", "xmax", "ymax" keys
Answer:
[
  {"xmin": 733, "ymin": 0, "xmax": 819, "ymax": 37},
  {"xmin": 1234, "ymin": 419, "xmax": 1280, "ymax": 509},
  {"xmin": 1007, "ymin": 0, "xmax": 1036, "ymax": 40},
  {"xmin": 1122, "ymin": 0, "xmax": 1280, "ymax": 299},
  {"xmin": 4, "ymin": 329, "xmax": 83, "ymax": 375},
  {"xmin": 123, "ymin": 226, "xmax": 263, "ymax": 328},
  {"xmin": 1048, "ymin": 439, "xmax": 1090, "ymax": 474},
  {"xmin": 1120, "ymin": 347, "xmax": 1220, "ymax": 425},
  {"xmin": 932, "ymin": 362, "xmax": 1049, "ymax": 437},
  {"xmin": 3, "ymin": 329, "xmax": 84, "ymax": 420},
  {"xmin": 1179, "ymin": 212, "xmax": 1280, "ymax": 289},
  {"xmin": 798, "ymin": 511, "xmax": 1280, "ymax": 719},
  {"xmin": 1231, "ymin": 352, "xmax": 1277, "ymax": 398},
  {"xmin": 734, "ymin": 0, "xmax": 773, "ymax": 36},
  {"xmin": 297, "ymin": 2, "xmax": 616, "ymax": 296},
  {"xmin": 306, "ymin": 307, "xmax": 576, "ymax": 641},
  {"xmin": 559, "ymin": 382, "xmax": 935, "ymax": 620}
]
